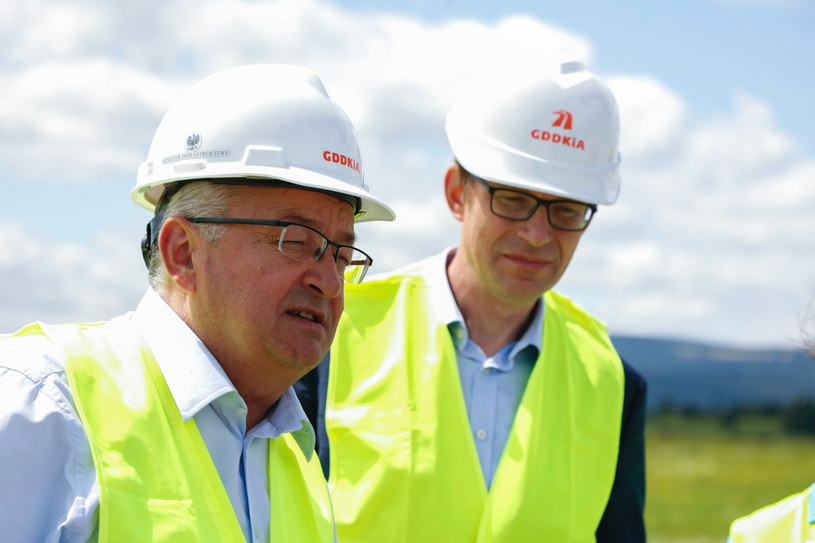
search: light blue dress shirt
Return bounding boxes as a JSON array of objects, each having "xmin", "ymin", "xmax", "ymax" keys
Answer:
[
  {"xmin": 422, "ymin": 249, "xmax": 543, "ymax": 489},
  {"xmin": 0, "ymin": 288, "xmax": 316, "ymax": 543}
]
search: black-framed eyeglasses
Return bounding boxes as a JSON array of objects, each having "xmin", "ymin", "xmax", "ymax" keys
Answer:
[
  {"xmin": 188, "ymin": 218, "xmax": 373, "ymax": 284},
  {"xmin": 470, "ymin": 176, "xmax": 597, "ymax": 231}
]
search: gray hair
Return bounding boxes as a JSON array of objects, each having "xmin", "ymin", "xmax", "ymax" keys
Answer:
[{"xmin": 147, "ymin": 181, "xmax": 235, "ymax": 293}]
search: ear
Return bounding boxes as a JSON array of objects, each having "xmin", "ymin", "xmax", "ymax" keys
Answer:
[
  {"xmin": 444, "ymin": 164, "xmax": 467, "ymax": 222},
  {"xmin": 158, "ymin": 217, "xmax": 198, "ymax": 293}
]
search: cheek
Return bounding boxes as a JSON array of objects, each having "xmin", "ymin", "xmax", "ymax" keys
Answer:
[
  {"xmin": 214, "ymin": 258, "xmax": 281, "ymax": 312},
  {"xmin": 329, "ymin": 293, "xmax": 345, "ymax": 327},
  {"xmin": 557, "ymin": 234, "xmax": 582, "ymax": 263},
  {"xmin": 478, "ymin": 222, "xmax": 513, "ymax": 249},
  {"xmin": 464, "ymin": 217, "xmax": 496, "ymax": 243},
  {"xmin": 252, "ymin": 268, "xmax": 292, "ymax": 303}
]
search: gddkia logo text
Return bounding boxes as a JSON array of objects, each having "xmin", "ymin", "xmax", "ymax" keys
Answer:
[
  {"xmin": 323, "ymin": 150, "xmax": 360, "ymax": 172},
  {"xmin": 529, "ymin": 110, "xmax": 585, "ymax": 150},
  {"xmin": 162, "ymin": 133, "xmax": 231, "ymax": 165}
]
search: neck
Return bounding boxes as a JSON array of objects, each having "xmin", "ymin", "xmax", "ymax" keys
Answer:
[
  {"xmin": 162, "ymin": 288, "xmax": 301, "ymax": 434},
  {"xmin": 446, "ymin": 252, "xmax": 538, "ymax": 357},
  {"xmin": 206, "ymin": 348, "xmax": 308, "ymax": 433},
  {"xmin": 227, "ymin": 372, "xmax": 294, "ymax": 432}
]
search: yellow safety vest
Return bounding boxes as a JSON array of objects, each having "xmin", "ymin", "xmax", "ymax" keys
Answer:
[
  {"xmin": 729, "ymin": 484, "xmax": 815, "ymax": 542},
  {"xmin": 328, "ymin": 268, "xmax": 625, "ymax": 543},
  {"xmin": 17, "ymin": 320, "xmax": 333, "ymax": 543}
]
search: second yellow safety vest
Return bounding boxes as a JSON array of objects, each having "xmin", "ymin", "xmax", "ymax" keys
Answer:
[
  {"xmin": 729, "ymin": 484, "xmax": 815, "ymax": 542},
  {"xmin": 17, "ymin": 320, "xmax": 334, "ymax": 543},
  {"xmin": 327, "ymin": 267, "xmax": 625, "ymax": 542}
]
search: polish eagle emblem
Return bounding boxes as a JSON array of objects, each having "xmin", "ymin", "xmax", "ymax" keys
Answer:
[{"xmin": 186, "ymin": 133, "xmax": 202, "ymax": 152}]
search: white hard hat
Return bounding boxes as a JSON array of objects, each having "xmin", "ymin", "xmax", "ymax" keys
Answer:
[
  {"xmin": 133, "ymin": 64, "xmax": 394, "ymax": 222},
  {"xmin": 445, "ymin": 57, "xmax": 621, "ymax": 205}
]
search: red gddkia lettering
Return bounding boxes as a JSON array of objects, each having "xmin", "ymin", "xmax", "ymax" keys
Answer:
[
  {"xmin": 323, "ymin": 151, "xmax": 360, "ymax": 172},
  {"xmin": 530, "ymin": 130, "xmax": 585, "ymax": 150}
]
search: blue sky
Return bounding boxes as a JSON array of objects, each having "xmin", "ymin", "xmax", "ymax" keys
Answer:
[
  {"xmin": 335, "ymin": 0, "xmax": 814, "ymax": 139},
  {"xmin": 2, "ymin": 0, "xmax": 814, "ymax": 348}
]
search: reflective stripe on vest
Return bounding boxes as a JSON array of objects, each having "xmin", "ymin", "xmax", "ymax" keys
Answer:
[
  {"xmin": 729, "ymin": 483, "xmax": 815, "ymax": 542},
  {"xmin": 327, "ymin": 271, "xmax": 624, "ymax": 543},
  {"xmin": 22, "ymin": 320, "xmax": 333, "ymax": 543}
]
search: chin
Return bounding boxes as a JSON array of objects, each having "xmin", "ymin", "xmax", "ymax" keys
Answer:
[{"xmin": 290, "ymin": 343, "xmax": 330, "ymax": 369}]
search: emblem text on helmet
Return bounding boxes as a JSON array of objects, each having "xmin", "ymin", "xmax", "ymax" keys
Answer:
[
  {"xmin": 323, "ymin": 151, "xmax": 360, "ymax": 172},
  {"xmin": 530, "ymin": 110, "xmax": 584, "ymax": 150},
  {"xmin": 161, "ymin": 130, "xmax": 230, "ymax": 165}
]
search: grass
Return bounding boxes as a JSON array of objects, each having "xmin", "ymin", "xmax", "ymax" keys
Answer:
[{"xmin": 645, "ymin": 414, "xmax": 815, "ymax": 543}]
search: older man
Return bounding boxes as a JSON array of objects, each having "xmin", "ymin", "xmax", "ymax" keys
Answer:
[{"xmin": 0, "ymin": 64, "xmax": 393, "ymax": 542}]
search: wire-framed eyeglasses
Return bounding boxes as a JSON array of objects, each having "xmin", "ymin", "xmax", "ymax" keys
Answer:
[
  {"xmin": 188, "ymin": 217, "xmax": 373, "ymax": 284},
  {"xmin": 470, "ymin": 176, "xmax": 597, "ymax": 231}
]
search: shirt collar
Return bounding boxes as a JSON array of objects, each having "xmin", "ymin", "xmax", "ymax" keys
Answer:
[
  {"xmin": 134, "ymin": 289, "xmax": 234, "ymax": 421},
  {"xmin": 425, "ymin": 248, "xmax": 543, "ymax": 365},
  {"xmin": 265, "ymin": 388, "xmax": 316, "ymax": 459},
  {"xmin": 511, "ymin": 301, "xmax": 543, "ymax": 365},
  {"xmin": 424, "ymin": 247, "xmax": 463, "ymax": 329},
  {"xmin": 133, "ymin": 289, "xmax": 315, "ymax": 457}
]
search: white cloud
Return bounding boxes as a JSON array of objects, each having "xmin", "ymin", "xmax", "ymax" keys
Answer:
[
  {"xmin": 1, "ymin": 0, "xmax": 813, "ymax": 348},
  {"xmin": 0, "ymin": 222, "xmax": 148, "ymax": 332},
  {"xmin": 607, "ymin": 76, "xmax": 688, "ymax": 163},
  {"xmin": 0, "ymin": 60, "xmax": 180, "ymax": 183},
  {"xmin": 558, "ymin": 83, "xmax": 815, "ymax": 347}
]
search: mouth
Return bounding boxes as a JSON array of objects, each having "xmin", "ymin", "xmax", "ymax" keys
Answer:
[
  {"xmin": 286, "ymin": 307, "xmax": 326, "ymax": 327},
  {"xmin": 292, "ymin": 310, "xmax": 317, "ymax": 322},
  {"xmin": 504, "ymin": 252, "xmax": 552, "ymax": 269}
]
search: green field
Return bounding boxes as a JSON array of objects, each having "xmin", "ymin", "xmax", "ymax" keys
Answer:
[{"xmin": 645, "ymin": 414, "xmax": 815, "ymax": 542}]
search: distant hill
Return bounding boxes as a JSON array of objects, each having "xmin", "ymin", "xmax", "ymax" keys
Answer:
[{"xmin": 611, "ymin": 336, "xmax": 815, "ymax": 411}]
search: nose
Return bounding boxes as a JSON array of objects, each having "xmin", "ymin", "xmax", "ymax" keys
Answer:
[
  {"xmin": 516, "ymin": 206, "xmax": 554, "ymax": 247},
  {"xmin": 304, "ymin": 250, "xmax": 344, "ymax": 299}
]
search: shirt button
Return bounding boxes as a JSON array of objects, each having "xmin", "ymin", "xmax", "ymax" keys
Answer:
[
  {"xmin": 481, "ymin": 367, "xmax": 491, "ymax": 374},
  {"xmin": 475, "ymin": 429, "xmax": 487, "ymax": 440}
]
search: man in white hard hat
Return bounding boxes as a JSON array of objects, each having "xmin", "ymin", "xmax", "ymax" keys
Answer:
[
  {"xmin": 295, "ymin": 57, "xmax": 646, "ymax": 542},
  {"xmin": 0, "ymin": 64, "xmax": 393, "ymax": 542}
]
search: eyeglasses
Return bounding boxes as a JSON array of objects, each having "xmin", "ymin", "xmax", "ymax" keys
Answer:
[
  {"xmin": 470, "ymin": 176, "xmax": 597, "ymax": 231},
  {"xmin": 188, "ymin": 218, "xmax": 373, "ymax": 284}
]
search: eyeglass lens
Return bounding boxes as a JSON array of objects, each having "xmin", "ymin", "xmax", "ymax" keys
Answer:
[
  {"xmin": 278, "ymin": 224, "xmax": 371, "ymax": 284},
  {"xmin": 490, "ymin": 190, "xmax": 593, "ymax": 230}
]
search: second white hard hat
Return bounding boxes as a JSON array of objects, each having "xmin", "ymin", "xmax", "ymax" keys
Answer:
[
  {"xmin": 446, "ymin": 57, "xmax": 621, "ymax": 205},
  {"xmin": 133, "ymin": 64, "xmax": 394, "ymax": 222}
]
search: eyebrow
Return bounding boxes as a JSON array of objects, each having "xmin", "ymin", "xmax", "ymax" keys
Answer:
[
  {"xmin": 484, "ymin": 180, "xmax": 584, "ymax": 204},
  {"xmin": 284, "ymin": 213, "xmax": 357, "ymax": 245}
]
